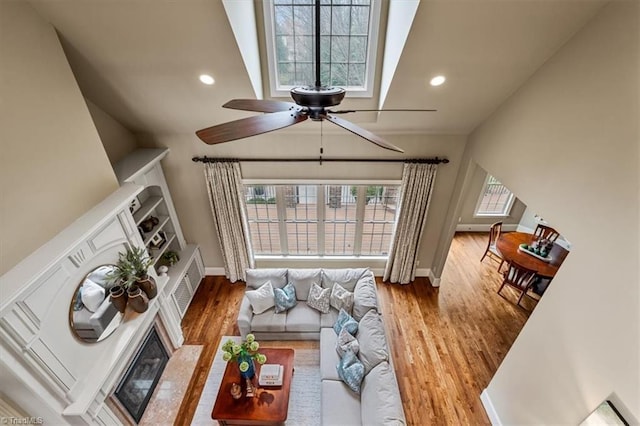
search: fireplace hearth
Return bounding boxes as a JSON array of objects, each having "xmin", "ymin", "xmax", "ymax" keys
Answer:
[{"xmin": 114, "ymin": 327, "xmax": 169, "ymax": 423}]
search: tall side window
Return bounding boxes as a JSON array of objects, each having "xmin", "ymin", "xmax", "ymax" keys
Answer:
[
  {"xmin": 475, "ymin": 175, "xmax": 515, "ymax": 217},
  {"xmin": 244, "ymin": 183, "xmax": 399, "ymax": 256}
]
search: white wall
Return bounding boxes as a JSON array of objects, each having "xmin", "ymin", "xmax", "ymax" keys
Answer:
[
  {"xmin": 0, "ymin": 1, "xmax": 118, "ymax": 275},
  {"xmin": 467, "ymin": 2, "xmax": 638, "ymax": 423},
  {"xmin": 86, "ymin": 98, "xmax": 140, "ymax": 165},
  {"xmin": 143, "ymin": 130, "xmax": 467, "ymax": 275}
]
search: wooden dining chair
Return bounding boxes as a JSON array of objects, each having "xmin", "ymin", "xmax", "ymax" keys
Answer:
[
  {"xmin": 480, "ymin": 221, "xmax": 505, "ymax": 272},
  {"xmin": 497, "ymin": 261, "xmax": 539, "ymax": 310},
  {"xmin": 533, "ymin": 224, "xmax": 560, "ymax": 242}
]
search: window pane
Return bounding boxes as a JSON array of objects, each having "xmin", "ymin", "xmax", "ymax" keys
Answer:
[
  {"xmin": 276, "ymin": 35, "xmax": 294, "ymax": 61},
  {"xmin": 349, "ymin": 36, "xmax": 367, "ymax": 62},
  {"xmin": 331, "ymin": 36, "xmax": 349, "ymax": 62},
  {"xmin": 348, "ymin": 63, "xmax": 365, "ymax": 86},
  {"xmin": 330, "ymin": 62, "xmax": 348, "ymax": 86},
  {"xmin": 274, "ymin": 6, "xmax": 293, "ymax": 35},
  {"xmin": 294, "ymin": 36, "xmax": 313, "ymax": 62},
  {"xmin": 283, "ymin": 185, "xmax": 318, "ymax": 255},
  {"xmin": 245, "ymin": 186, "xmax": 280, "ymax": 255},
  {"xmin": 350, "ymin": 6, "xmax": 370, "ymax": 35},
  {"xmin": 332, "ymin": 6, "xmax": 350, "ymax": 35},
  {"xmin": 360, "ymin": 186, "xmax": 398, "ymax": 256},
  {"xmin": 278, "ymin": 62, "xmax": 295, "ymax": 86},
  {"xmin": 476, "ymin": 176, "xmax": 514, "ymax": 215},
  {"xmin": 324, "ymin": 185, "xmax": 356, "ymax": 255},
  {"xmin": 293, "ymin": 6, "xmax": 313, "ymax": 36}
]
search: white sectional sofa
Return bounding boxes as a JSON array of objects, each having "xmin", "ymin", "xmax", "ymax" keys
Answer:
[{"xmin": 237, "ymin": 268, "xmax": 406, "ymax": 426}]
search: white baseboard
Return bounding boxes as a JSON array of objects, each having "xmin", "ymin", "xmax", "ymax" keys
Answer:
[
  {"xmin": 456, "ymin": 224, "xmax": 518, "ymax": 232},
  {"xmin": 205, "ymin": 267, "xmax": 226, "ymax": 276},
  {"xmin": 480, "ymin": 389, "xmax": 502, "ymax": 426},
  {"xmin": 427, "ymin": 269, "xmax": 440, "ymax": 287}
]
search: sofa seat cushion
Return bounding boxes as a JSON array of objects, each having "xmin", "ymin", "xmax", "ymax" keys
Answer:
[
  {"xmin": 361, "ymin": 362, "xmax": 406, "ymax": 425},
  {"xmin": 321, "ymin": 380, "xmax": 361, "ymax": 426},
  {"xmin": 320, "ymin": 328, "xmax": 341, "ymax": 381},
  {"xmin": 288, "ymin": 269, "xmax": 322, "ymax": 301},
  {"xmin": 246, "ymin": 268, "xmax": 287, "ymax": 290},
  {"xmin": 353, "ymin": 274, "xmax": 379, "ymax": 321},
  {"xmin": 320, "ymin": 309, "xmax": 339, "ymax": 328},
  {"xmin": 321, "ymin": 268, "xmax": 369, "ymax": 292},
  {"xmin": 356, "ymin": 310, "xmax": 389, "ymax": 375},
  {"xmin": 250, "ymin": 309, "xmax": 286, "ymax": 332},
  {"xmin": 285, "ymin": 303, "xmax": 321, "ymax": 332}
]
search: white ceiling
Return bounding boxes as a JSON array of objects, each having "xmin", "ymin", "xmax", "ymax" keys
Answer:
[{"xmin": 29, "ymin": 0, "xmax": 607, "ymax": 138}]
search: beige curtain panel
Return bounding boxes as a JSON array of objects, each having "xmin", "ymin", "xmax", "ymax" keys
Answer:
[
  {"xmin": 204, "ymin": 162, "xmax": 254, "ymax": 282},
  {"xmin": 384, "ymin": 163, "xmax": 438, "ymax": 284}
]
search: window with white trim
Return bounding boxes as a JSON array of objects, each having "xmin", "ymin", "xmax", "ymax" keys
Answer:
[
  {"xmin": 263, "ymin": 0, "xmax": 381, "ymax": 98},
  {"xmin": 244, "ymin": 183, "xmax": 399, "ymax": 256},
  {"xmin": 475, "ymin": 175, "xmax": 515, "ymax": 217}
]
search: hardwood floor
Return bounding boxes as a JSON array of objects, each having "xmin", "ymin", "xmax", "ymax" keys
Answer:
[{"xmin": 174, "ymin": 232, "xmax": 530, "ymax": 425}]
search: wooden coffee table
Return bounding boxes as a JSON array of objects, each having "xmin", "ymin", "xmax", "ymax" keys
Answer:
[{"xmin": 212, "ymin": 348, "xmax": 294, "ymax": 426}]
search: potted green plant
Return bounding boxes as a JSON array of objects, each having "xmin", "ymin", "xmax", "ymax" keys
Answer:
[
  {"xmin": 106, "ymin": 261, "xmax": 135, "ymax": 313},
  {"xmin": 122, "ymin": 246, "xmax": 157, "ymax": 300},
  {"xmin": 161, "ymin": 250, "xmax": 180, "ymax": 267}
]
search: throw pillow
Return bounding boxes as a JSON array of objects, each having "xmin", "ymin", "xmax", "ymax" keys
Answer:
[
  {"xmin": 356, "ymin": 310, "xmax": 389, "ymax": 375},
  {"xmin": 81, "ymin": 279, "xmax": 105, "ymax": 312},
  {"xmin": 306, "ymin": 282, "xmax": 331, "ymax": 314},
  {"xmin": 336, "ymin": 348, "xmax": 365, "ymax": 394},
  {"xmin": 330, "ymin": 282, "xmax": 354, "ymax": 313},
  {"xmin": 245, "ymin": 281, "xmax": 276, "ymax": 314},
  {"xmin": 274, "ymin": 282, "xmax": 297, "ymax": 313},
  {"xmin": 333, "ymin": 308, "xmax": 358, "ymax": 336},
  {"xmin": 336, "ymin": 327, "xmax": 360, "ymax": 358}
]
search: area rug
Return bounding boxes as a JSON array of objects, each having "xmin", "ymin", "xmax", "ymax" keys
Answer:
[{"xmin": 192, "ymin": 337, "xmax": 321, "ymax": 425}]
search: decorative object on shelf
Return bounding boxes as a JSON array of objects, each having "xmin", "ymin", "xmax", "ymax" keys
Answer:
[
  {"xmin": 140, "ymin": 216, "xmax": 159, "ymax": 233},
  {"xmin": 129, "ymin": 197, "xmax": 141, "ymax": 214},
  {"xmin": 162, "ymin": 250, "xmax": 180, "ymax": 266},
  {"xmin": 126, "ymin": 284, "xmax": 149, "ymax": 313},
  {"xmin": 149, "ymin": 232, "xmax": 166, "ymax": 249},
  {"xmin": 109, "ymin": 285, "xmax": 127, "ymax": 313},
  {"xmin": 230, "ymin": 382, "xmax": 242, "ymax": 400},
  {"xmin": 518, "ymin": 244, "xmax": 552, "ymax": 262},
  {"xmin": 220, "ymin": 334, "xmax": 267, "ymax": 380},
  {"xmin": 157, "ymin": 265, "xmax": 169, "ymax": 277}
]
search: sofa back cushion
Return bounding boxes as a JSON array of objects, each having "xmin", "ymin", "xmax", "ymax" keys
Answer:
[
  {"xmin": 288, "ymin": 269, "xmax": 321, "ymax": 301},
  {"xmin": 360, "ymin": 362, "xmax": 406, "ymax": 425},
  {"xmin": 352, "ymin": 274, "xmax": 379, "ymax": 321},
  {"xmin": 246, "ymin": 268, "xmax": 287, "ymax": 290},
  {"xmin": 355, "ymin": 310, "xmax": 389, "ymax": 375},
  {"xmin": 321, "ymin": 268, "xmax": 369, "ymax": 292}
]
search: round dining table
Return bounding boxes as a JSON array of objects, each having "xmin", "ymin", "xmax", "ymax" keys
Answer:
[{"xmin": 495, "ymin": 232, "xmax": 569, "ymax": 278}]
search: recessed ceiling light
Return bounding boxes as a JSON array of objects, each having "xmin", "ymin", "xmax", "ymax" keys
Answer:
[
  {"xmin": 430, "ymin": 75, "xmax": 446, "ymax": 86},
  {"xmin": 199, "ymin": 74, "xmax": 215, "ymax": 85}
]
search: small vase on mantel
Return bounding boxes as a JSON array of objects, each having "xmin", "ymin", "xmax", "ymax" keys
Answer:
[
  {"xmin": 127, "ymin": 284, "xmax": 149, "ymax": 313},
  {"xmin": 109, "ymin": 285, "xmax": 127, "ymax": 313},
  {"xmin": 137, "ymin": 275, "xmax": 157, "ymax": 299}
]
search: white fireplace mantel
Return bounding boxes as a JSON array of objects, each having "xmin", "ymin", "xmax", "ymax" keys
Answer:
[{"xmin": 0, "ymin": 183, "xmax": 185, "ymax": 424}]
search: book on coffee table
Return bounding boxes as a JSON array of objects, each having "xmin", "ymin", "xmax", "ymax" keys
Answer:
[{"xmin": 259, "ymin": 364, "xmax": 283, "ymax": 386}]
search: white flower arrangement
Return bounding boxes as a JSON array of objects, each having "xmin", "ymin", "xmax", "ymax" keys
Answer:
[{"xmin": 221, "ymin": 334, "xmax": 267, "ymax": 373}]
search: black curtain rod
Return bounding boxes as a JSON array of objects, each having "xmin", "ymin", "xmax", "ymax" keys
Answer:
[{"xmin": 192, "ymin": 156, "xmax": 449, "ymax": 165}]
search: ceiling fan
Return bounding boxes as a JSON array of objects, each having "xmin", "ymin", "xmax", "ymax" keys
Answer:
[{"xmin": 195, "ymin": 0, "xmax": 436, "ymax": 153}]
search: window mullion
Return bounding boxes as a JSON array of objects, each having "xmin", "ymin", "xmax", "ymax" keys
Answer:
[
  {"xmin": 275, "ymin": 186, "xmax": 288, "ymax": 255},
  {"xmin": 317, "ymin": 184, "xmax": 325, "ymax": 256},
  {"xmin": 354, "ymin": 186, "xmax": 366, "ymax": 255}
]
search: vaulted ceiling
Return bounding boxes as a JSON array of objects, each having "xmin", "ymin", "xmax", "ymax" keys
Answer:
[{"xmin": 29, "ymin": 0, "xmax": 606, "ymax": 139}]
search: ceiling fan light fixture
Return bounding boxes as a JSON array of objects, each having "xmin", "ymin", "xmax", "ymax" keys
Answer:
[
  {"xmin": 430, "ymin": 75, "xmax": 446, "ymax": 86},
  {"xmin": 199, "ymin": 74, "xmax": 215, "ymax": 85}
]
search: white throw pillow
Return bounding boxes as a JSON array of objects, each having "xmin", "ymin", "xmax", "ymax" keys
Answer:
[
  {"xmin": 306, "ymin": 282, "xmax": 331, "ymax": 314},
  {"xmin": 245, "ymin": 281, "xmax": 276, "ymax": 314},
  {"xmin": 330, "ymin": 282, "xmax": 354, "ymax": 313},
  {"xmin": 336, "ymin": 327, "xmax": 360, "ymax": 358},
  {"xmin": 81, "ymin": 279, "xmax": 105, "ymax": 312}
]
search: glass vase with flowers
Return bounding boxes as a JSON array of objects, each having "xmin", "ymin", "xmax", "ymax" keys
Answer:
[{"xmin": 221, "ymin": 334, "xmax": 267, "ymax": 379}]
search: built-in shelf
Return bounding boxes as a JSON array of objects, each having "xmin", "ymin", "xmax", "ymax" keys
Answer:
[{"xmin": 134, "ymin": 196, "xmax": 163, "ymax": 226}]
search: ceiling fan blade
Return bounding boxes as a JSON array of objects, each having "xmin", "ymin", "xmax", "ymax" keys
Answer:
[
  {"xmin": 196, "ymin": 110, "xmax": 308, "ymax": 145},
  {"xmin": 328, "ymin": 109, "xmax": 437, "ymax": 114},
  {"xmin": 223, "ymin": 99, "xmax": 299, "ymax": 113},
  {"xmin": 324, "ymin": 114, "xmax": 404, "ymax": 153}
]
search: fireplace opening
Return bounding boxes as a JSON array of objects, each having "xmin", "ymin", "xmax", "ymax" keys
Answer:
[{"xmin": 114, "ymin": 327, "xmax": 169, "ymax": 423}]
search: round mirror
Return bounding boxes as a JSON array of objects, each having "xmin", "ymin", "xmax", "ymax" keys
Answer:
[{"xmin": 69, "ymin": 265, "xmax": 123, "ymax": 343}]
